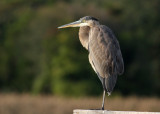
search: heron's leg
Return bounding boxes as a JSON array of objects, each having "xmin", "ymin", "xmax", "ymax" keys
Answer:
[{"xmin": 101, "ymin": 90, "xmax": 105, "ymax": 110}]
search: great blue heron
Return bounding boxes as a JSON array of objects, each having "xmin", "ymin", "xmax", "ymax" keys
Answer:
[{"xmin": 58, "ymin": 16, "xmax": 124, "ymax": 110}]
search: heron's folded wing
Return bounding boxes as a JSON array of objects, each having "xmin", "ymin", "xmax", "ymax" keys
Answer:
[{"xmin": 89, "ymin": 25, "xmax": 124, "ymax": 92}]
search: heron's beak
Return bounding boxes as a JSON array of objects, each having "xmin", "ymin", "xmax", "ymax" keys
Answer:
[{"xmin": 58, "ymin": 20, "xmax": 81, "ymax": 29}]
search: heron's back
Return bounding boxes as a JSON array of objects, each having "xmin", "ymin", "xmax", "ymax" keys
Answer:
[{"xmin": 88, "ymin": 25, "xmax": 124, "ymax": 94}]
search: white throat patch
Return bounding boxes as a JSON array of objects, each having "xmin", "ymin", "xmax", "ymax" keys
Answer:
[{"xmin": 79, "ymin": 23, "xmax": 89, "ymax": 27}]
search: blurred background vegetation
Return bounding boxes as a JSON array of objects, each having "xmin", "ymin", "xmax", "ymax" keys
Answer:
[{"xmin": 0, "ymin": 0, "xmax": 160, "ymax": 97}]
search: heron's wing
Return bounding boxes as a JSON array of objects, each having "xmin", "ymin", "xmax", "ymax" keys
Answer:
[
  {"xmin": 89, "ymin": 25, "xmax": 124, "ymax": 93},
  {"xmin": 101, "ymin": 25, "xmax": 124, "ymax": 75}
]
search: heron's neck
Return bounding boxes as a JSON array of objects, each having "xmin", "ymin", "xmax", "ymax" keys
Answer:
[{"xmin": 79, "ymin": 26, "xmax": 90, "ymax": 50}]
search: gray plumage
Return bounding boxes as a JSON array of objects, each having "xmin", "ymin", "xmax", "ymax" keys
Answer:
[
  {"xmin": 58, "ymin": 16, "xmax": 124, "ymax": 110},
  {"xmin": 79, "ymin": 18, "xmax": 124, "ymax": 95}
]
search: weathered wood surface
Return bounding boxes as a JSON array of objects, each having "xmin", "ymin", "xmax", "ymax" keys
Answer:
[{"xmin": 73, "ymin": 109, "xmax": 160, "ymax": 114}]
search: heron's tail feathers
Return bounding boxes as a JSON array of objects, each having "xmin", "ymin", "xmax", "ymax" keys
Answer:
[{"xmin": 103, "ymin": 74, "xmax": 117, "ymax": 96}]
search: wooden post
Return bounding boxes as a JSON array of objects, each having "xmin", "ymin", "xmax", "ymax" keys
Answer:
[{"xmin": 73, "ymin": 109, "xmax": 160, "ymax": 114}]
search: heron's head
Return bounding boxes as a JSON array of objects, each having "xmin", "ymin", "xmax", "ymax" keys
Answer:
[{"xmin": 58, "ymin": 16, "xmax": 99, "ymax": 29}]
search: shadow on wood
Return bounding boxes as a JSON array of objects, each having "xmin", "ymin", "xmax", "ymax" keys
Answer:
[{"xmin": 73, "ymin": 109, "xmax": 160, "ymax": 114}]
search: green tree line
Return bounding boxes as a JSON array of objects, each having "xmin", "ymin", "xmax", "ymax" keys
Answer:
[{"xmin": 0, "ymin": 0, "xmax": 160, "ymax": 96}]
